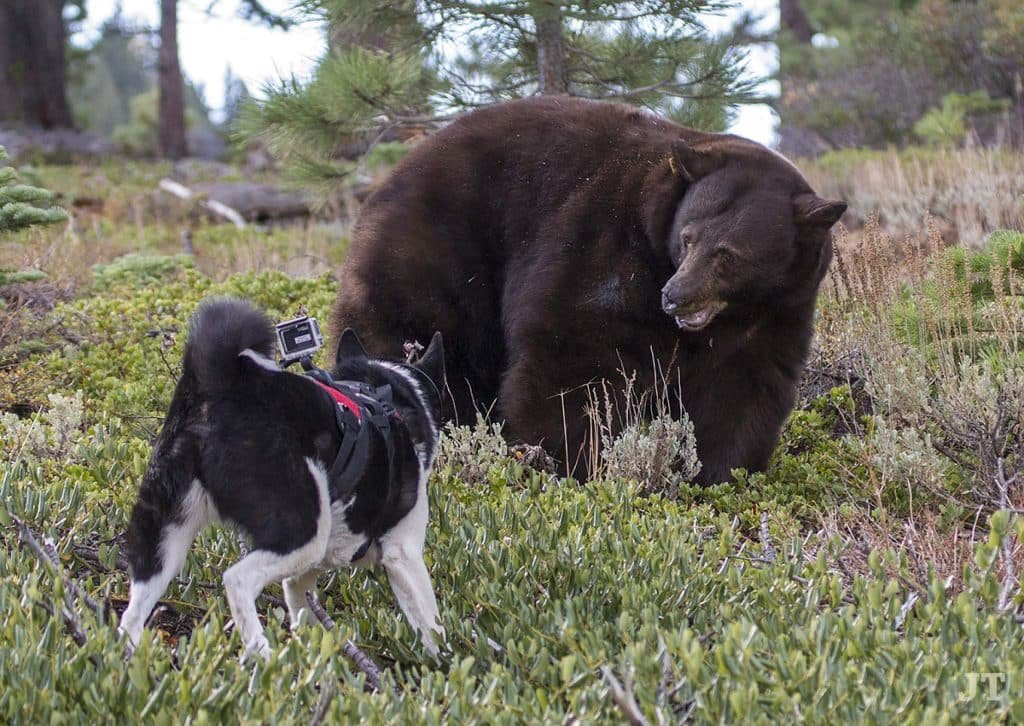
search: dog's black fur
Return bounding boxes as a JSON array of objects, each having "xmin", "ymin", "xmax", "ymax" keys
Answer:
[{"xmin": 119, "ymin": 297, "xmax": 446, "ymax": 660}]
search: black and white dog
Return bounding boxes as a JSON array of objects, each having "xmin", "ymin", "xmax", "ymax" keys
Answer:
[{"xmin": 118, "ymin": 297, "xmax": 446, "ymax": 660}]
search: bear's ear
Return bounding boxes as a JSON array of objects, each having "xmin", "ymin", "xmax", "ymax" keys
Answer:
[
  {"xmin": 794, "ymin": 193, "xmax": 847, "ymax": 228},
  {"xmin": 334, "ymin": 328, "xmax": 369, "ymax": 364},
  {"xmin": 414, "ymin": 331, "xmax": 445, "ymax": 388},
  {"xmin": 670, "ymin": 140, "xmax": 723, "ymax": 183}
]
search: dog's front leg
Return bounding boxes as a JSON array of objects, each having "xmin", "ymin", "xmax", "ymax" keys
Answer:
[
  {"xmin": 380, "ymin": 543, "xmax": 445, "ymax": 658},
  {"xmin": 282, "ymin": 569, "xmax": 320, "ymax": 629}
]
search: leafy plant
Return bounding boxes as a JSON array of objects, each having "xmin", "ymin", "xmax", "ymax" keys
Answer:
[{"xmin": 914, "ymin": 91, "xmax": 1011, "ymax": 147}]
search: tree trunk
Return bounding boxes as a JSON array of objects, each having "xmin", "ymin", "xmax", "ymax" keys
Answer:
[
  {"xmin": 0, "ymin": 0, "xmax": 74, "ymax": 128},
  {"xmin": 532, "ymin": 3, "xmax": 568, "ymax": 95},
  {"xmin": 780, "ymin": 0, "xmax": 814, "ymax": 44},
  {"xmin": 158, "ymin": 0, "xmax": 188, "ymax": 159}
]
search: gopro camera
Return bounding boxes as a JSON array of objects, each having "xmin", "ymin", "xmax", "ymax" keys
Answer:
[{"xmin": 275, "ymin": 314, "xmax": 324, "ymax": 365}]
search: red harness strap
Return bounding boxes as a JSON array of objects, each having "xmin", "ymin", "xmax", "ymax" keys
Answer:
[{"xmin": 312, "ymin": 379, "xmax": 362, "ymax": 421}]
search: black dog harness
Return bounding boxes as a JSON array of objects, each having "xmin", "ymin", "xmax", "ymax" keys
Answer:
[{"xmin": 307, "ymin": 374, "xmax": 401, "ymax": 503}]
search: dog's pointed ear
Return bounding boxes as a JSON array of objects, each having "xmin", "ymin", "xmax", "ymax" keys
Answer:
[
  {"xmin": 335, "ymin": 328, "xmax": 369, "ymax": 364},
  {"xmin": 670, "ymin": 140, "xmax": 723, "ymax": 183},
  {"xmin": 415, "ymin": 331, "xmax": 445, "ymax": 386},
  {"xmin": 794, "ymin": 193, "xmax": 847, "ymax": 228}
]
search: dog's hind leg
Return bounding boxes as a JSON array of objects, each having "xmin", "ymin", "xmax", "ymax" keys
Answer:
[
  {"xmin": 380, "ymin": 542, "xmax": 444, "ymax": 658},
  {"xmin": 282, "ymin": 569, "xmax": 320, "ymax": 629},
  {"xmin": 119, "ymin": 481, "xmax": 214, "ymax": 652},
  {"xmin": 222, "ymin": 459, "xmax": 332, "ymax": 661}
]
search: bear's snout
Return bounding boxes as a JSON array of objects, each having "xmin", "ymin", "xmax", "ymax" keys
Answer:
[
  {"xmin": 661, "ymin": 288, "xmax": 678, "ymax": 314},
  {"xmin": 661, "ymin": 276, "xmax": 696, "ymax": 313}
]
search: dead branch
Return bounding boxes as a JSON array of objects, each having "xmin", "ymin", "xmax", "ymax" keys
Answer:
[
  {"xmin": 601, "ymin": 665, "xmax": 649, "ymax": 726},
  {"xmin": 158, "ymin": 178, "xmax": 246, "ymax": 229},
  {"xmin": 759, "ymin": 512, "xmax": 777, "ymax": 564},
  {"xmin": 13, "ymin": 515, "xmax": 106, "ymax": 619},
  {"xmin": 12, "ymin": 515, "xmax": 104, "ymax": 664},
  {"xmin": 309, "ymin": 679, "xmax": 336, "ymax": 726},
  {"xmin": 893, "ymin": 592, "xmax": 920, "ymax": 631},
  {"xmin": 304, "ymin": 591, "xmax": 384, "ymax": 692},
  {"xmin": 997, "ymin": 457, "xmax": 1019, "ymax": 613}
]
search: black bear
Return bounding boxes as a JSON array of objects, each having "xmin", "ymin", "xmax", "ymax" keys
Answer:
[{"xmin": 331, "ymin": 97, "xmax": 846, "ymax": 485}]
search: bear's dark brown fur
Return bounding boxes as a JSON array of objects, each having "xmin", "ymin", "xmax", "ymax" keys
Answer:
[{"xmin": 331, "ymin": 97, "xmax": 846, "ymax": 485}]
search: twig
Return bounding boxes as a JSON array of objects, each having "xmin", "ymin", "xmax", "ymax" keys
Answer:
[
  {"xmin": 601, "ymin": 666, "xmax": 649, "ymax": 726},
  {"xmin": 304, "ymin": 591, "xmax": 384, "ymax": 692},
  {"xmin": 12, "ymin": 516, "xmax": 104, "ymax": 664},
  {"xmin": 32, "ymin": 595, "xmax": 88, "ymax": 647},
  {"xmin": 31, "ymin": 599, "xmax": 102, "ymax": 667},
  {"xmin": 72, "ymin": 542, "xmax": 130, "ymax": 574},
  {"xmin": 13, "ymin": 515, "xmax": 106, "ymax": 619},
  {"xmin": 997, "ymin": 457, "xmax": 1018, "ymax": 613},
  {"xmin": 759, "ymin": 512, "xmax": 777, "ymax": 564},
  {"xmin": 309, "ymin": 679, "xmax": 336, "ymax": 726},
  {"xmin": 893, "ymin": 592, "xmax": 920, "ymax": 631}
]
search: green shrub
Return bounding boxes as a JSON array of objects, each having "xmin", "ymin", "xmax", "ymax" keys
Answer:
[
  {"xmin": 0, "ymin": 145, "xmax": 68, "ymax": 233},
  {"xmin": 2, "ymin": 233, "xmax": 1024, "ymax": 723},
  {"xmin": 913, "ymin": 91, "xmax": 1011, "ymax": 148},
  {"xmin": 91, "ymin": 253, "xmax": 195, "ymax": 292}
]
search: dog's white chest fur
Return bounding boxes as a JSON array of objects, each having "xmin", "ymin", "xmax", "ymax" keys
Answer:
[{"xmin": 324, "ymin": 498, "xmax": 379, "ymax": 567}]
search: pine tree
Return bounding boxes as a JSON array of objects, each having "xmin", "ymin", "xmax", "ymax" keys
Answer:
[
  {"xmin": 0, "ymin": 147, "xmax": 68, "ymax": 233},
  {"xmin": 241, "ymin": 0, "xmax": 761, "ymax": 193}
]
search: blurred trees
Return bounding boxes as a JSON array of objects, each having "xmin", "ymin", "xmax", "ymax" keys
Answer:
[
  {"xmin": 153, "ymin": 0, "xmax": 293, "ymax": 159},
  {"xmin": 64, "ymin": 12, "xmax": 219, "ymax": 158},
  {"xmin": 68, "ymin": 12, "xmax": 152, "ymax": 135},
  {"xmin": 775, "ymin": 0, "xmax": 1024, "ymax": 154},
  {"xmin": 158, "ymin": 0, "xmax": 188, "ymax": 159},
  {"xmin": 241, "ymin": 0, "xmax": 761, "ymax": 191},
  {"xmin": 0, "ymin": 1, "xmax": 82, "ymax": 128}
]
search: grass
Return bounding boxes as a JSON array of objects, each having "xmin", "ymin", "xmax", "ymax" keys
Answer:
[
  {"xmin": 1, "ymin": 148, "xmax": 1023, "ymax": 722},
  {"xmin": 802, "ymin": 146, "xmax": 1024, "ymax": 249}
]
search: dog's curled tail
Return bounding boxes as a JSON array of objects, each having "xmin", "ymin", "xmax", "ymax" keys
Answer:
[{"xmin": 185, "ymin": 297, "xmax": 277, "ymax": 396}]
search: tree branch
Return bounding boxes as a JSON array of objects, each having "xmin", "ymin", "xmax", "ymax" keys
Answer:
[
  {"xmin": 759, "ymin": 512, "xmax": 777, "ymax": 564},
  {"xmin": 304, "ymin": 591, "xmax": 385, "ymax": 692},
  {"xmin": 601, "ymin": 665, "xmax": 649, "ymax": 726}
]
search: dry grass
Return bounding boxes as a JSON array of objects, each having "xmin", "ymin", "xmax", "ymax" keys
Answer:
[{"xmin": 803, "ymin": 147, "xmax": 1024, "ymax": 248}]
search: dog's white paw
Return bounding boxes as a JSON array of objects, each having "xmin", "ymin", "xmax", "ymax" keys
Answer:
[
  {"xmin": 422, "ymin": 625, "xmax": 447, "ymax": 660},
  {"xmin": 116, "ymin": 626, "xmax": 139, "ymax": 660},
  {"xmin": 288, "ymin": 609, "xmax": 311, "ymax": 631},
  {"xmin": 240, "ymin": 636, "xmax": 271, "ymax": 664}
]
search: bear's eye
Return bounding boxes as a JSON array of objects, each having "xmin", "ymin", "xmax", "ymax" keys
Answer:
[
  {"xmin": 715, "ymin": 247, "xmax": 737, "ymax": 264},
  {"xmin": 680, "ymin": 230, "xmax": 695, "ymax": 248}
]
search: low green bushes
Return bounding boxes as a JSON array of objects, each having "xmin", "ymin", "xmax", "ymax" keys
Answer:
[{"xmin": 2, "ymin": 234, "xmax": 1023, "ymax": 722}]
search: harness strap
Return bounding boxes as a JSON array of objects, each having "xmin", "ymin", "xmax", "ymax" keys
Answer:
[
  {"xmin": 312, "ymin": 379, "xmax": 361, "ymax": 420},
  {"xmin": 310, "ymin": 377, "xmax": 400, "ymax": 504}
]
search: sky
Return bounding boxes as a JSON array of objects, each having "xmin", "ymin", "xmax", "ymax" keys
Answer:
[{"xmin": 76, "ymin": 0, "xmax": 780, "ymax": 145}]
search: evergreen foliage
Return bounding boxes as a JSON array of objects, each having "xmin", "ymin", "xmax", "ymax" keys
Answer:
[
  {"xmin": 240, "ymin": 1, "xmax": 761, "ymax": 190},
  {"xmin": 913, "ymin": 91, "xmax": 1011, "ymax": 148},
  {"xmin": 775, "ymin": 0, "xmax": 1024, "ymax": 152},
  {"xmin": 0, "ymin": 146, "xmax": 67, "ymax": 233}
]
